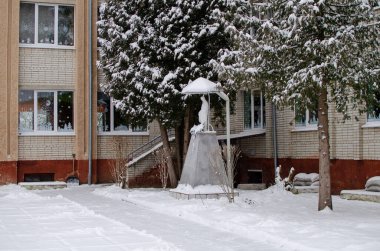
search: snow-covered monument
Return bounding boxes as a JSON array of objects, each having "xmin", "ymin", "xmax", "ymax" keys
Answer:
[{"xmin": 170, "ymin": 78, "xmax": 235, "ymax": 199}]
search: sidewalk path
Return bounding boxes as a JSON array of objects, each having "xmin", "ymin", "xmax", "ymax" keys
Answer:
[{"xmin": 37, "ymin": 186, "xmax": 279, "ymax": 251}]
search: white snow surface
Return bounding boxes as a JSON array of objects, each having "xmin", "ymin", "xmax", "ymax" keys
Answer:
[
  {"xmin": 170, "ymin": 184, "xmax": 225, "ymax": 194},
  {"xmin": 182, "ymin": 77, "xmax": 220, "ymax": 94},
  {"xmin": 365, "ymin": 176, "xmax": 380, "ymax": 188},
  {"xmin": 294, "ymin": 173, "xmax": 319, "ymax": 182},
  {"xmin": 1, "ymin": 184, "xmax": 380, "ymax": 250}
]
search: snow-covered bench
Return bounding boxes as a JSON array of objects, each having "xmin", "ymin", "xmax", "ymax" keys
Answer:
[
  {"xmin": 290, "ymin": 172, "xmax": 319, "ymax": 194},
  {"xmin": 340, "ymin": 176, "xmax": 380, "ymax": 203},
  {"xmin": 340, "ymin": 190, "xmax": 380, "ymax": 203}
]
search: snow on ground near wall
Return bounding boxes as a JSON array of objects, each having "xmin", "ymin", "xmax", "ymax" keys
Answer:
[
  {"xmin": 94, "ymin": 185, "xmax": 380, "ymax": 251},
  {"xmin": 0, "ymin": 185, "xmax": 179, "ymax": 251},
  {"xmin": 1, "ymin": 184, "xmax": 380, "ymax": 251},
  {"xmin": 170, "ymin": 184, "xmax": 225, "ymax": 194}
]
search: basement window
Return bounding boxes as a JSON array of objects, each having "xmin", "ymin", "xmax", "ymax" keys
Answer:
[{"xmin": 24, "ymin": 173, "xmax": 54, "ymax": 182}]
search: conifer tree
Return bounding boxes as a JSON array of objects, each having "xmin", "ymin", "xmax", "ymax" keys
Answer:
[
  {"xmin": 242, "ymin": 0, "xmax": 380, "ymax": 210},
  {"xmin": 97, "ymin": 0, "xmax": 250, "ymax": 187}
]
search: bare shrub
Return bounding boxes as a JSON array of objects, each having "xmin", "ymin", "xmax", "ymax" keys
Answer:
[
  {"xmin": 108, "ymin": 137, "xmax": 129, "ymax": 189},
  {"xmin": 210, "ymin": 144, "xmax": 242, "ymax": 203},
  {"xmin": 153, "ymin": 148, "xmax": 171, "ymax": 189}
]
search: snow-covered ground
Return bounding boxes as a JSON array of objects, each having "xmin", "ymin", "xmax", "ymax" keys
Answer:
[{"xmin": 1, "ymin": 184, "xmax": 379, "ymax": 251}]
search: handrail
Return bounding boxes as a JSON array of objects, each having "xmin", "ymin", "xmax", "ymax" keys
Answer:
[{"xmin": 127, "ymin": 129, "xmax": 175, "ymax": 162}]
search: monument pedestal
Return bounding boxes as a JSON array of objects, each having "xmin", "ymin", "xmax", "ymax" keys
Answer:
[{"xmin": 170, "ymin": 131, "xmax": 238, "ymax": 199}]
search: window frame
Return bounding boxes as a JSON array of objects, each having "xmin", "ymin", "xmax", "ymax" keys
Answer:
[
  {"xmin": 293, "ymin": 106, "xmax": 318, "ymax": 131},
  {"xmin": 243, "ymin": 89, "xmax": 266, "ymax": 131},
  {"xmin": 97, "ymin": 94, "xmax": 149, "ymax": 136},
  {"xmin": 19, "ymin": 2, "xmax": 75, "ymax": 49},
  {"xmin": 19, "ymin": 90, "xmax": 75, "ymax": 136},
  {"xmin": 365, "ymin": 89, "xmax": 380, "ymax": 127}
]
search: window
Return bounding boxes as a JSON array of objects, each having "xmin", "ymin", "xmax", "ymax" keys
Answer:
[
  {"xmin": 243, "ymin": 90, "xmax": 265, "ymax": 130},
  {"xmin": 19, "ymin": 3, "xmax": 74, "ymax": 47},
  {"xmin": 295, "ymin": 101, "xmax": 318, "ymax": 128},
  {"xmin": 367, "ymin": 90, "xmax": 380, "ymax": 122},
  {"xmin": 97, "ymin": 93, "xmax": 147, "ymax": 134},
  {"xmin": 18, "ymin": 90, "xmax": 74, "ymax": 134}
]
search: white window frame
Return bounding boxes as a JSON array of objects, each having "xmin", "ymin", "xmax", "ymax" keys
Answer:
[
  {"xmin": 294, "ymin": 107, "xmax": 318, "ymax": 131},
  {"xmin": 243, "ymin": 90, "xmax": 265, "ymax": 131},
  {"xmin": 19, "ymin": 2, "xmax": 75, "ymax": 49},
  {"xmin": 19, "ymin": 90, "xmax": 75, "ymax": 136},
  {"xmin": 367, "ymin": 112, "xmax": 380, "ymax": 123},
  {"xmin": 97, "ymin": 96, "xmax": 149, "ymax": 136},
  {"xmin": 364, "ymin": 93, "xmax": 380, "ymax": 128}
]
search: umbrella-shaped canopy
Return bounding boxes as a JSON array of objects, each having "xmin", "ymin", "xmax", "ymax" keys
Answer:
[{"xmin": 182, "ymin": 77, "xmax": 222, "ymax": 94}]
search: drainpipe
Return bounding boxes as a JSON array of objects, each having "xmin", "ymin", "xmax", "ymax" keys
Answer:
[
  {"xmin": 272, "ymin": 103, "xmax": 278, "ymax": 177},
  {"xmin": 87, "ymin": 0, "xmax": 93, "ymax": 185}
]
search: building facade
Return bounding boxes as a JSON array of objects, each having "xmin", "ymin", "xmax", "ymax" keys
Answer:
[
  {"xmin": 1, "ymin": 1, "xmax": 379, "ymax": 194},
  {"xmin": 0, "ymin": 0, "xmax": 162, "ymax": 186}
]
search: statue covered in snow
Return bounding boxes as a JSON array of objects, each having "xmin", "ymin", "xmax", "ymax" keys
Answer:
[{"xmin": 190, "ymin": 96, "xmax": 209, "ymax": 134}]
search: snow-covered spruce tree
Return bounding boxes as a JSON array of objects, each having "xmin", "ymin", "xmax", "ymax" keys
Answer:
[
  {"xmin": 241, "ymin": 1, "xmax": 380, "ymax": 210},
  {"xmin": 97, "ymin": 0, "xmax": 250, "ymax": 187}
]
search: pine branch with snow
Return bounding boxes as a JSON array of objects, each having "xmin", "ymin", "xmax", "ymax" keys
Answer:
[{"xmin": 239, "ymin": 0, "xmax": 380, "ymax": 211}]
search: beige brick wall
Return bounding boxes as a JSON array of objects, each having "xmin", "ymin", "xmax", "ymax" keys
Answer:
[
  {"xmin": 212, "ymin": 91, "xmax": 274, "ymax": 158},
  {"xmin": 97, "ymin": 135, "xmax": 150, "ymax": 159},
  {"xmin": 275, "ymin": 107, "xmax": 292, "ymax": 158},
  {"xmin": 264, "ymin": 98, "xmax": 380, "ymax": 161},
  {"xmin": 330, "ymin": 107, "xmax": 361, "ymax": 160},
  {"xmin": 19, "ymin": 48, "xmax": 75, "ymax": 88},
  {"xmin": 18, "ymin": 136, "xmax": 75, "ymax": 160},
  {"xmin": 244, "ymin": 105, "xmax": 320, "ymax": 160},
  {"xmin": 362, "ymin": 127, "xmax": 380, "ymax": 159},
  {"xmin": 128, "ymin": 154, "xmax": 155, "ymax": 178}
]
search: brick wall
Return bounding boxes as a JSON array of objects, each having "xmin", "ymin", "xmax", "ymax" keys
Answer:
[
  {"xmin": 19, "ymin": 48, "xmax": 75, "ymax": 88},
  {"xmin": 18, "ymin": 136, "xmax": 75, "ymax": 160},
  {"xmin": 97, "ymin": 135, "xmax": 150, "ymax": 159}
]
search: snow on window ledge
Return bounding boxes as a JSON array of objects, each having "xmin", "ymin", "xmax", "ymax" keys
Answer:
[
  {"xmin": 362, "ymin": 121, "xmax": 380, "ymax": 128},
  {"xmin": 19, "ymin": 44, "xmax": 75, "ymax": 50},
  {"xmin": 97, "ymin": 131, "xmax": 150, "ymax": 136},
  {"xmin": 291, "ymin": 126, "xmax": 317, "ymax": 132},
  {"xmin": 19, "ymin": 132, "xmax": 75, "ymax": 136}
]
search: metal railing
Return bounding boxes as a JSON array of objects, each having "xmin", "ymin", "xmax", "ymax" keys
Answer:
[{"xmin": 127, "ymin": 129, "xmax": 175, "ymax": 162}]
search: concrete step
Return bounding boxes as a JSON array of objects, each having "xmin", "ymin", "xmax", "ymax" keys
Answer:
[
  {"xmin": 291, "ymin": 186, "xmax": 318, "ymax": 194},
  {"xmin": 18, "ymin": 181, "xmax": 67, "ymax": 190},
  {"xmin": 340, "ymin": 190, "xmax": 380, "ymax": 203},
  {"xmin": 237, "ymin": 183, "xmax": 266, "ymax": 190}
]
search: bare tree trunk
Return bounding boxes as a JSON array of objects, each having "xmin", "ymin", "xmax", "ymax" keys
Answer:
[
  {"xmin": 175, "ymin": 126, "xmax": 183, "ymax": 177},
  {"xmin": 318, "ymin": 86, "xmax": 333, "ymax": 211},
  {"xmin": 183, "ymin": 107, "xmax": 191, "ymax": 161},
  {"xmin": 159, "ymin": 121, "xmax": 178, "ymax": 187}
]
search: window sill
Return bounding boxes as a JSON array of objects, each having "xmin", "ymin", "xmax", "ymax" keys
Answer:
[
  {"xmin": 98, "ymin": 132, "xmax": 149, "ymax": 136},
  {"xmin": 291, "ymin": 126, "xmax": 318, "ymax": 132},
  {"xmin": 19, "ymin": 132, "xmax": 75, "ymax": 136},
  {"xmin": 362, "ymin": 121, "xmax": 380, "ymax": 128},
  {"xmin": 19, "ymin": 44, "xmax": 75, "ymax": 50}
]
